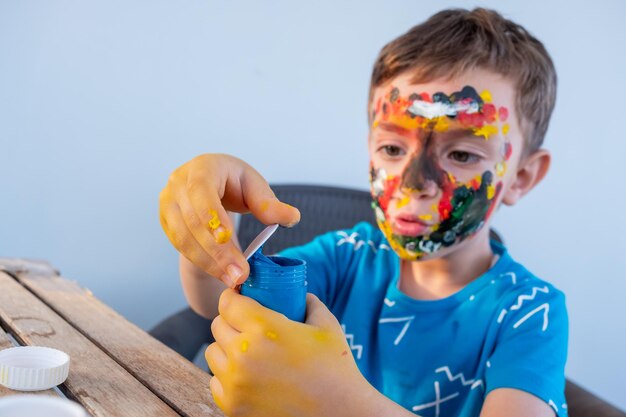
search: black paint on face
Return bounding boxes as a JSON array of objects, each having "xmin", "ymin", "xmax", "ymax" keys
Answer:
[{"xmin": 400, "ymin": 130, "xmax": 446, "ymax": 191}]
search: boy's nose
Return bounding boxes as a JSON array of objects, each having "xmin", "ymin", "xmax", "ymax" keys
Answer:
[{"xmin": 401, "ymin": 152, "xmax": 444, "ymax": 196}]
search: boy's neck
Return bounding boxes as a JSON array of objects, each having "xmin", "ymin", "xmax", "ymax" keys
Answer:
[{"xmin": 398, "ymin": 231, "xmax": 495, "ymax": 301}]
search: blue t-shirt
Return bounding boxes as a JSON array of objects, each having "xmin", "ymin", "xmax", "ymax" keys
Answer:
[{"xmin": 280, "ymin": 222, "xmax": 568, "ymax": 417}]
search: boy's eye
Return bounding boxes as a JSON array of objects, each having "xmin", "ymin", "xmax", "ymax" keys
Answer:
[
  {"xmin": 449, "ymin": 150, "xmax": 480, "ymax": 163},
  {"xmin": 379, "ymin": 145, "xmax": 405, "ymax": 157}
]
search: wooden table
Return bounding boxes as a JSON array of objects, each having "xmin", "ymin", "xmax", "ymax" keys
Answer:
[{"xmin": 0, "ymin": 258, "xmax": 223, "ymax": 417}]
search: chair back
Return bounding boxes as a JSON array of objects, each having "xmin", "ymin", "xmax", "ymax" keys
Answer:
[{"xmin": 237, "ymin": 184, "xmax": 375, "ymax": 254}]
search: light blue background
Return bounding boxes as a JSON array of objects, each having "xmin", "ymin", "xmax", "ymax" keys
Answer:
[{"xmin": 1, "ymin": 0, "xmax": 624, "ymax": 410}]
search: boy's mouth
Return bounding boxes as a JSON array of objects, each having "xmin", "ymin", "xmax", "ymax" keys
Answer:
[{"xmin": 391, "ymin": 214, "xmax": 433, "ymax": 237}]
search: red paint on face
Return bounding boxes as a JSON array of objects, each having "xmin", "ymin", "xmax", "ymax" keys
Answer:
[
  {"xmin": 438, "ymin": 178, "xmax": 454, "ymax": 222},
  {"xmin": 482, "ymin": 104, "xmax": 497, "ymax": 121},
  {"xmin": 498, "ymin": 106, "xmax": 509, "ymax": 122},
  {"xmin": 504, "ymin": 142, "xmax": 513, "ymax": 160},
  {"xmin": 379, "ymin": 176, "xmax": 400, "ymax": 212}
]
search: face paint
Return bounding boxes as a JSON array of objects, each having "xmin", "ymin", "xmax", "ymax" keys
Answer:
[{"xmin": 369, "ymin": 85, "xmax": 511, "ymax": 260}]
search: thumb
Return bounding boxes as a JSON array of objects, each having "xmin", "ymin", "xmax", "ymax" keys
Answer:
[
  {"xmin": 240, "ymin": 167, "xmax": 301, "ymax": 227},
  {"xmin": 304, "ymin": 293, "xmax": 342, "ymax": 332}
]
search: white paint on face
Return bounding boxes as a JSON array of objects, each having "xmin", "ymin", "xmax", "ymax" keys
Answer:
[
  {"xmin": 371, "ymin": 167, "xmax": 387, "ymax": 195},
  {"xmin": 407, "ymin": 99, "xmax": 480, "ymax": 119}
]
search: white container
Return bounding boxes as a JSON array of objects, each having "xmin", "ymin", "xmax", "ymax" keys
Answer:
[
  {"xmin": 0, "ymin": 395, "xmax": 88, "ymax": 417},
  {"xmin": 0, "ymin": 346, "xmax": 70, "ymax": 391}
]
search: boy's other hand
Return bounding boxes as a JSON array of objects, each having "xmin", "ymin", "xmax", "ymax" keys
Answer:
[
  {"xmin": 205, "ymin": 290, "xmax": 384, "ymax": 417},
  {"xmin": 159, "ymin": 153, "xmax": 300, "ymax": 287}
]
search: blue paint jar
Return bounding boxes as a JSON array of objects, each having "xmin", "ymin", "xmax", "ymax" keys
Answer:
[{"xmin": 240, "ymin": 248, "xmax": 307, "ymax": 322}]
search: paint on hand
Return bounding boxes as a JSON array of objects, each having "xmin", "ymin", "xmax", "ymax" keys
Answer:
[
  {"xmin": 215, "ymin": 228, "xmax": 232, "ymax": 244},
  {"xmin": 208, "ymin": 209, "xmax": 232, "ymax": 244},
  {"xmin": 241, "ymin": 340, "xmax": 249, "ymax": 352},
  {"xmin": 208, "ymin": 209, "xmax": 221, "ymax": 230},
  {"xmin": 266, "ymin": 330, "xmax": 278, "ymax": 340}
]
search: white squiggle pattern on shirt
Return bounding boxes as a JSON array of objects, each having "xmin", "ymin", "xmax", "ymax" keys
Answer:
[{"xmin": 336, "ymin": 231, "xmax": 390, "ymax": 254}]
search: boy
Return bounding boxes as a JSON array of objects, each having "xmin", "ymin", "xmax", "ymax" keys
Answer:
[{"xmin": 159, "ymin": 8, "xmax": 567, "ymax": 417}]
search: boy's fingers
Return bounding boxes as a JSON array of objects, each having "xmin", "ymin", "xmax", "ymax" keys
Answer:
[
  {"xmin": 218, "ymin": 289, "xmax": 285, "ymax": 333},
  {"xmin": 210, "ymin": 315, "xmax": 240, "ymax": 353},
  {"xmin": 175, "ymin": 180, "xmax": 249, "ymax": 286},
  {"xmin": 160, "ymin": 191, "xmax": 248, "ymax": 287},
  {"xmin": 209, "ymin": 376, "xmax": 225, "ymax": 411},
  {"xmin": 241, "ymin": 167, "xmax": 301, "ymax": 228},
  {"xmin": 205, "ymin": 342, "xmax": 228, "ymax": 377},
  {"xmin": 304, "ymin": 293, "xmax": 342, "ymax": 331}
]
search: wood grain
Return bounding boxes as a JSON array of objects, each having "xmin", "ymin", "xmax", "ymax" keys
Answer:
[
  {"xmin": 0, "ymin": 258, "xmax": 221, "ymax": 417},
  {"xmin": 0, "ymin": 271, "xmax": 181, "ymax": 416}
]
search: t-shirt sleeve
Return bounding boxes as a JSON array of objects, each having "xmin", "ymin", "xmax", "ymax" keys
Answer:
[
  {"xmin": 485, "ymin": 284, "xmax": 569, "ymax": 416},
  {"xmin": 277, "ymin": 229, "xmax": 343, "ymax": 308}
]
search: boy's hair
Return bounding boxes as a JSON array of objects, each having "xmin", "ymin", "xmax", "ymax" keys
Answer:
[{"xmin": 370, "ymin": 8, "xmax": 557, "ymax": 157}]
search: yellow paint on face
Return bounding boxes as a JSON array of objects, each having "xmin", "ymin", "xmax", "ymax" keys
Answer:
[
  {"xmin": 388, "ymin": 113, "xmax": 421, "ymax": 130},
  {"xmin": 208, "ymin": 209, "xmax": 221, "ymax": 230},
  {"xmin": 396, "ymin": 195, "xmax": 410, "ymax": 209},
  {"xmin": 378, "ymin": 219, "xmax": 420, "ymax": 261},
  {"xmin": 480, "ymin": 90, "xmax": 493, "ymax": 103},
  {"xmin": 496, "ymin": 162, "xmax": 507, "ymax": 177},
  {"xmin": 418, "ymin": 214, "xmax": 433, "ymax": 221},
  {"xmin": 502, "ymin": 124, "xmax": 510, "ymax": 136},
  {"xmin": 266, "ymin": 330, "xmax": 278, "ymax": 340},
  {"xmin": 487, "ymin": 184, "xmax": 496, "ymax": 200},
  {"xmin": 473, "ymin": 124, "xmax": 498, "ymax": 140},
  {"xmin": 431, "ymin": 204, "xmax": 438, "ymax": 213},
  {"xmin": 433, "ymin": 116, "xmax": 450, "ymax": 132},
  {"xmin": 241, "ymin": 340, "xmax": 249, "ymax": 352}
]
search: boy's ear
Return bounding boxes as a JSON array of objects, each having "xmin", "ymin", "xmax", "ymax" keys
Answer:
[{"xmin": 501, "ymin": 149, "xmax": 551, "ymax": 206}]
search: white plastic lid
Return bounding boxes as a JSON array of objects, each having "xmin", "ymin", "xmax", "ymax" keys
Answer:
[
  {"xmin": 243, "ymin": 224, "xmax": 279, "ymax": 260},
  {"xmin": 0, "ymin": 395, "xmax": 87, "ymax": 417},
  {"xmin": 0, "ymin": 346, "xmax": 70, "ymax": 391}
]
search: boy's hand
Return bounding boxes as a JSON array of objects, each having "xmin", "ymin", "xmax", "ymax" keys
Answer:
[
  {"xmin": 159, "ymin": 154, "xmax": 300, "ymax": 287},
  {"xmin": 205, "ymin": 290, "xmax": 380, "ymax": 417}
]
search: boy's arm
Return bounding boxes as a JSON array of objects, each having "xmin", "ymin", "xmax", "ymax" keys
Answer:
[
  {"xmin": 179, "ymin": 254, "xmax": 226, "ymax": 319},
  {"xmin": 481, "ymin": 389, "xmax": 556, "ymax": 417}
]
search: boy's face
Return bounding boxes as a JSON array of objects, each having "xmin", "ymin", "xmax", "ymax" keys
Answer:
[{"xmin": 368, "ymin": 69, "xmax": 523, "ymax": 261}]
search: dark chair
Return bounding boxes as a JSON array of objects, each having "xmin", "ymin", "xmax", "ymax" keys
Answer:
[{"xmin": 150, "ymin": 184, "xmax": 624, "ymax": 417}]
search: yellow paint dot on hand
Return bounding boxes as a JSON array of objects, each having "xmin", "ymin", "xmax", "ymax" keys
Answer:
[
  {"xmin": 502, "ymin": 124, "xmax": 510, "ymax": 136},
  {"xmin": 207, "ymin": 209, "xmax": 221, "ymax": 230},
  {"xmin": 241, "ymin": 340, "xmax": 249, "ymax": 352},
  {"xmin": 215, "ymin": 228, "xmax": 232, "ymax": 244},
  {"xmin": 265, "ymin": 331, "xmax": 278, "ymax": 340},
  {"xmin": 259, "ymin": 200, "xmax": 270, "ymax": 212}
]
